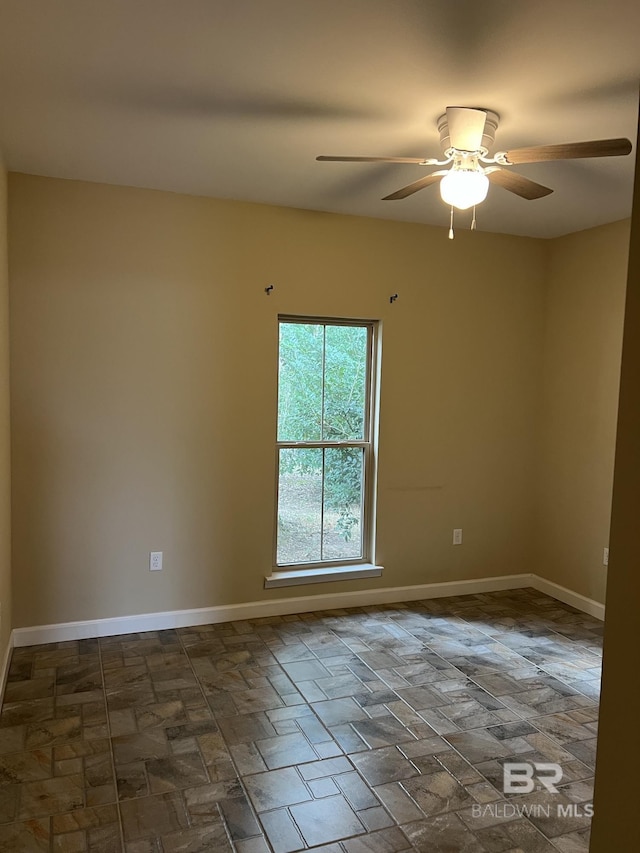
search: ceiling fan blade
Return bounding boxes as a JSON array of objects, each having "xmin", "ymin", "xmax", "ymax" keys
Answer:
[
  {"xmin": 445, "ymin": 107, "xmax": 487, "ymax": 151},
  {"xmin": 316, "ymin": 155, "xmax": 430, "ymax": 164},
  {"xmin": 382, "ymin": 171, "xmax": 448, "ymax": 200},
  {"xmin": 501, "ymin": 138, "xmax": 632, "ymax": 165},
  {"xmin": 487, "ymin": 168, "xmax": 553, "ymax": 200}
]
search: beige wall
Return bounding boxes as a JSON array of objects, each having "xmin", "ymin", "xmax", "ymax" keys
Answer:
[
  {"xmin": 0, "ymin": 158, "xmax": 11, "ymax": 663},
  {"xmin": 8, "ymin": 173, "xmax": 547, "ymax": 628},
  {"xmin": 590, "ymin": 124, "xmax": 640, "ymax": 851},
  {"xmin": 536, "ymin": 220, "xmax": 630, "ymax": 602}
]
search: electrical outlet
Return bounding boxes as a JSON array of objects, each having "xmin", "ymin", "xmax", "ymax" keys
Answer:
[
  {"xmin": 603, "ymin": 547, "xmax": 609, "ymax": 566},
  {"xmin": 149, "ymin": 551, "xmax": 163, "ymax": 571},
  {"xmin": 453, "ymin": 528, "xmax": 463, "ymax": 546}
]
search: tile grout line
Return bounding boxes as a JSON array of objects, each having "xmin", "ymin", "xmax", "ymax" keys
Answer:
[
  {"xmin": 272, "ymin": 622, "xmax": 411, "ymax": 849},
  {"xmin": 274, "ymin": 613, "xmax": 418, "ymax": 832},
  {"xmin": 291, "ymin": 611, "xmax": 475, "ymax": 846},
  {"xmin": 174, "ymin": 624, "xmax": 268, "ymax": 853},
  {"xmin": 96, "ymin": 635, "xmax": 127, "ymax": 853}
]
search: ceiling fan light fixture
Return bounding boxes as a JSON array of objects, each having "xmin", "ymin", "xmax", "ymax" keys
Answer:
[{"xmin": 439, "ymin": 168, "xmax": 489, "ymax": 210}]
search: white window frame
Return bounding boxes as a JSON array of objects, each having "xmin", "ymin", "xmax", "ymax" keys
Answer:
[{"xmin": 273, "ymin": 315, "xmax": 380, "ymax": 573}]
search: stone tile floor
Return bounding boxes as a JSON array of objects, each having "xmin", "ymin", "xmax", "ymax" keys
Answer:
[{"xmin": 0, "ymin": 588, "xmax": 602, "ymax": 852}]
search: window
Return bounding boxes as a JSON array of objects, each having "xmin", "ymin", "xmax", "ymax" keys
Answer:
[{"xmin": 275, "ymin": 316, "xmax": 379, "ymax": 569}]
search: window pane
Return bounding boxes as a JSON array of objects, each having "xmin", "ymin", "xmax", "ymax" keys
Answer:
[
  {"xmin": 277, "ymin": 448, "xmax": 322, "ymax": 564},
  {"xmin": 322, "ymin": 447, "xmax": 364, "ymax": 561},
  {"xmin": 277, "ymin": 323, "xmax": 323, "ymax": 441},
  {"xmin": 323, "ymin": 324, "xmax": 368, "ymax": 441}
]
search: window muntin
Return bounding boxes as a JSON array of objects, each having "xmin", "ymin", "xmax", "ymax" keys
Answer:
[{"xmin": 275, "ymin": 317, "xmax": 377, "ymax": 569}]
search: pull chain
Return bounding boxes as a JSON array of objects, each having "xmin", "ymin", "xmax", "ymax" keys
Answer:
[
  {"xmin": 449, "ymin": 206, "xmax": 454, "ymax": 240},
  {"xmin": 471, "ymin": 205, "xmax": 477, "ymax": 231}
]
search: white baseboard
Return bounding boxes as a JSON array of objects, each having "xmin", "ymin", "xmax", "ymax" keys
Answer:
[
  {"xmin": 0, "ymin": 633, "xmax": 14, "ymax": 699},
  {"xmin": 10, "ymin": 572, "xmax": 604, "ymax": 649},
  {"xmin": 12, "ymin": 574, "xmax": 533, "ymax": 647},
  {"xmin": 529, "ymin": 575, "xmax": 605, "ymax": 621}
]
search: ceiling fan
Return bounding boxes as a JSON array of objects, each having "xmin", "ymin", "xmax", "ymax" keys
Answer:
[{"xmin": 317, "ymin": 107, "xmax": 632, "ymax": 235}]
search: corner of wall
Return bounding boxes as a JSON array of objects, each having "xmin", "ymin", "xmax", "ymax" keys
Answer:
[
  {"xmin": 534, "ymin": 219, "xmax": 631, "ymax": 604},
  {"xmin": 0, "ymin": 153, "xmax": 13, "ymax": 688}
]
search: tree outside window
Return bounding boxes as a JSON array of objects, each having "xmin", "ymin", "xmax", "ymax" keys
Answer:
[{"xmin": 275, "ymin": 318, "xmax": 378, "ymax": 567}]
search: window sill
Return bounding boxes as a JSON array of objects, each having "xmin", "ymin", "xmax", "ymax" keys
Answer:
[{"xmin": 264, "ymin": 563, "xmax": 383, "ymax": 589}]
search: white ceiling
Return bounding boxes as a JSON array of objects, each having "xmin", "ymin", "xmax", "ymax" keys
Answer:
[{"xmin": 0, "ymin": 0, "xmax": 638, "ymax": 238}]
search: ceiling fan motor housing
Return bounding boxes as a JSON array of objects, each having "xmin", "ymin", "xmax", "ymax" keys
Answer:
[{"xmin": 438, "ymin": 109, "xmax": 499, "ymax": 154}]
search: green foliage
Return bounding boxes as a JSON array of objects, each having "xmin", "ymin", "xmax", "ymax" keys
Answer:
[
  {"xmin": 278, "ymin": 323, "xmax": 324, "ymax": 442},
  {"xmin": 278, "ymin": 322, "xmax": 368, "ymax": 539},
  {"xmin": 324, "ymin": 447, "xmax": 362, "ymax": 541}
]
